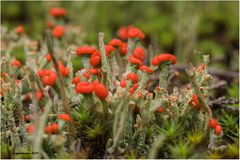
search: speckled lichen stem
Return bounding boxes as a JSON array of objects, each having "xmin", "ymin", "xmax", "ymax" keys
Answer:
[
  {"xmin": 114, "ymin": 50, "xmax": 124, "ymax": 77},
  {"xmin": 33, "ymin": 95, "xmax": 53, "ymax": 158},
  {"xmin": 99, "ymin": 32, "xmax": 113, "ymax": 90},
  {"xmin": 159, "ymin": 62, "xmax": 170, "ymax": 89},
  {"xmin": 135, "ymin": 72, "xmax": 149, "ymax": 93},
  {"xmin": 110, "ymin": 55, "xmax": 119, "ymax": 79},
  {"xmin": 110, "ymin": 96, "xmax": 129, "ymax": 153},
  {"xmin": 126, "ymin": 38, "xmax": 135, "ymax": 57},
  {"xmin": 112, "ymin": 105, "xmax": 128, "ymax": 150},
  {"xmin": 82, "ymin": 56, "xmax": 90, "ymax": 70},
  {"xmin": 148, "ymin": 135, "xmax": 165, "ymax": 159}
]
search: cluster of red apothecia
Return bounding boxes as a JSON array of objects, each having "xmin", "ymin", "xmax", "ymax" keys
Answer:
[{"xmin": 4, "ymin": 7, "xmax": 222, "ymax": 137}]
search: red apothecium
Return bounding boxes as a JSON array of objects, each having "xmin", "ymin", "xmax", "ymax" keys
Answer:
[
  {"xmin": 52, "ymin": 26, "xmax": 64, "ymax": 38},
  {"xmin": 157, "ymin": 107, "xmax": 164, "ymax": 113},
  {"xmin": 133, "ymin": 47, "xmax": 144, "ymax": 61},
  {"xmin": 120, "ymin": 80, "xmax": 126, "ymax": 88},
  {"xmin": 108, "ymin": 39, "xmax": 123, "ymax": 48},
  {"xmin": 139, "ymin": 65, "xmax": 153, "ymax": 74},
  {"xmin": 93, "ymin": 80, "xmax": 108, "ymax": 99},
  {"xmin": 39, "ymin": 70, "xmax": 57, "ymax": 86},
  {"xmin": 49, "ymin": 7, "xmax": 66, "ymax": 17},
  {"xmin": 27, "ymin": 125, "xmax": 35, "ymax": 134},
  {"xmin": 215, "ymin": 125, "xmax": 222, "ymax": 135},
  {"xmin": 58, "ymin": 113, "xmax": 71, "ymax": 122},
  {"xmin": 16, "ymin": 25, "xmax": 24, "ymax": 34},
  {"xmin": 152, "ymin": 54, "xmax": 176, "ymax": 66},
  {"xmin": 127, "ymin": 73, "xmax": 138, "ymax": 83},
  {"xmin": 105, "ymin": 45, "xmax": 116, "ymax": 57},
  {"xmin": 75, "ymin": 82, "xmax": 93, "ymax": 94},
  {"xmin": 189, "ymin": 94, "xmax": 201, "ymax": 110},
  {"xmin": 45, "ymin": 125, "xmax": 53, "ymax": 134},
  {"xmin": 119, "ymin": 43, "xmax": 127, "ymax": 56},
  {"xmin": 72, "ymin": 77, "xmax": 81, "ymax": 85},
  {"xmin": 90, "ymin": 51, "xmax": 101, "ymax": 67},
  {"xmin": 58, "ymin": 61, "xmax": 70, "ymax": 77},
  {"xmin": 76, "ymin": 46, "xmax": 96, "ymax": 56},
  {"xmin": 10, "ymin": 60, "xmax": 21, "ymax": 68},
  {"xmin": 128, "ymin": 27, "xmax": 145, "ymax": 40},
  {"xmin": 209, "ymin": 118, "xmax": 218, "ymax": 129},
  {"xmin": 129, "ymin": 56, "xmax": 142, "ymax": 66},
  {"xmin": 45, "ymin": 54, "xmax": 52, "ymax": 62}
]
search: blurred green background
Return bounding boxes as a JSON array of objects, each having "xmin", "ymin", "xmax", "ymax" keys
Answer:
[{"xmin": 1, "ymin": 1, "xmax": 239, "ymax": 70}]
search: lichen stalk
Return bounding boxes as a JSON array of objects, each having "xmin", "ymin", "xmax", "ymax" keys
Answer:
[{"xmin": 98, "ymin": 32, "xmax": 113, "ymax": 90}]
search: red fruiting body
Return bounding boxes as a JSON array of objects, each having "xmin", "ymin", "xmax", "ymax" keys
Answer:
[
  {"xmin": 47, "ymin": 21, "xmax": 54, "ymax": 28},
  {"xmin": 27, "ymin": 125, "xmax": 35, "ymax": 134},
  {"xmin": 16, "ymin": 80, "xmax": 20, "ymax": 84},
  {"xmin": 189, "ymin": 94, "xmax": 201, "ymax": 110},
  {"xmin": 75, "ymin": 82, "xmax": 93, "ymax": 94},
  {"xmin": 41, "ymin": 70, "xmax": 57, "ymax": 86},
  {"xmin": 209, "ymin": 118, "xmax": 219, "ymax": 129},
  {"xmin": 49, "ymin": 7, "xmax": 66, "ymax": 17},
  {"xmin": 24, "ymin": 114, "xmax": 32, "ymax": 123},
  {"xmin": 45, "ymin": 125, "xmax": 53, "ymax": 134},
  {"xmin": 37, "ymin": 70, "xmax": 45, "ymax": 77},
  {"xmin": 139, "ymin": 65, "xmax": 153, "ymax": 73},
  {"xmin": 200, "ymin": 63, "xmax": 205, "ymax": 70},
  {"xmin": 151, "ymin": 54, "xmax": 176, "ymax": 66},
  {"xmin": 90, "ymin": 51, "xmax": 101, "ymax": 67},
  {"xmin": 1, "ymin": 72, "xmax": 7, "ymax": 78},
  {"xmin": 58, "ymin": 61, "xmax": 70, "ymax": 77},
  {"xmin": 10, "ymin": 60, "xmax": 21, "ymax": 68},
  {"xmin": 117, "ymin": 26, "xmax": 129, "ymax": 40},
  {"xmin": 93, "ymin": 81, "xmax": 108, "ymax": 99},
  {"xmin": 45, "ymin": 54, "xmax": 52, "ymax": 62},
  {"xmin": 129, "ymin": 87, "xmax": 135, "ymax": 94},
  {"xmin": 157, "ymin": 107, "xmax": 164, "ymax": 113},
  {"xmin": 51, "ymin": 123, "xmax": 59, "ymax": 133},
  {"xmin": 129, "ymin": 55, "xmax": 143, "ymax": 66},
  {"xmin": 36, "ymin": 90, "xmax": 43, "ymax": 101},
  {"xmin": 127, "ymin": 27, "xmax": 145, "ymax": 39},
  {"xmin": 151, "ymin": 56, "xmax": 159, "ymax": 66},
  {"xmin": 127, "ymin": 73, "xmax": 138, "ymax": 83},
  {"xmin": 119, "ymin": 43, "xmax": 127, "ymax": 56},
  {"xmin": 72, "ymin": 77, "xmax": 81, "ymax": 85},
  {"xmin": 105, "ymin": 45, "xmax": 116, "ymax": 57},
  {"xmin": 76, "ymin": 46, "xmax": 96, "ymax": 56},
  {"xmin": 133, "ymin": 47, "xmax": 144, "ymax": 61},
  {"xmin": 120, "ymin": 80, "xmax": 126, "ymax": 88},
  {"xmin": 133, "ymin": 83, "xmax": 139, "ymax": 90},
  {"xmin": 52, "ymin": 26, "xmax": 64, "ymax": 38},
  {"xmin": 83, "ymin": 72, "xmax": 90, "ymax": 79},
  {"xmin": 16, "ymin": 25, "xmax": 24, "ymax": 34},
  {"xmin": 215, "ymin": 125, "xmax": 222, "ymax": 135},
  {"xmin": 108, "ymin": 39, "xmax": 123, "ymax": 48},
  {"xmin": 138, "ymin": 92, "xmax": 143, "ymax": 98},
  {"xmin": 88, "ymin": 68, "xmax": 98, "ymax": 74},
  {"xmin": 58, "ymin": 113, "xmax": 71, "ymax": 122}
]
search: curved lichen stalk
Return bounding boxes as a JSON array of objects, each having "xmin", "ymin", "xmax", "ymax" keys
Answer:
[{"xmin": 98, "ymin": 32, "xmax": 113, "ymax": 91}]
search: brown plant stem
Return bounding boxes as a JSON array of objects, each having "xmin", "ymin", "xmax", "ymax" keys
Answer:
[{"xmin": 46, "ymin": 30, "xmax": 74, "ymax": 143}]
